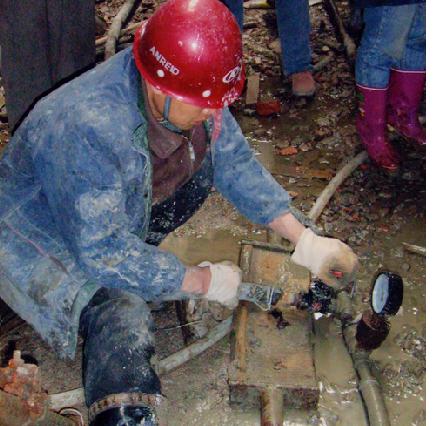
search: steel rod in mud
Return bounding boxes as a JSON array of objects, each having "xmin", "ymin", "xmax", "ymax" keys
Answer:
[
  {"xmin": 343, "ymin": 325, "xmax": 391, "ymax": 426},
  {"xmin": 402, "ymin": 242, "xmax": 426, "ymax": 257},
  {"xmin": 260, "ymin": 387, "xmax": 283, "ymax": 426}
]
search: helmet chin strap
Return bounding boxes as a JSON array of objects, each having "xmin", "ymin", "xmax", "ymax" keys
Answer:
[
  {"xmin": 163, "ymin": 96, "xmax": 172, "ymax": 121},
  {"xmin": 160, "ymin": 96, "xmax": 182, "ymax": 133}
]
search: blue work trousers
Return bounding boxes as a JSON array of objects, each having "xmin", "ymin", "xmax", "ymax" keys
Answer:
[
  {"xmin": 355, "ymin": 3, "xmax": 426, "ymax": 88},
  {"xmin": 222, "ymin": 0, "xmax": 312, "ymax": 75}
]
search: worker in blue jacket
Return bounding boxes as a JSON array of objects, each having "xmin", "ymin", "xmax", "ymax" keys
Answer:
[{"xmin": 0, "ymin": 1, "xmax": 358, "ymax": 424}]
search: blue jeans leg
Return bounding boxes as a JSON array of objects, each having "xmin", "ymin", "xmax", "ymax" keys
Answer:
[
  {"xmin": 356, "ymin": 4, "xmax": 421, "ymax": 88},
  {"xmin": 79, "ymin": 288, "xmax": 161, "ymax": 407},
  {"xmin": 400, "ymin": 3, "xmax": 425, "ymax": 71},
  {"xmin": 221, "ymin": 0, "xmax": 243, "ymax": 30},
  {"xmin": 276, "ymin": 0, "xmax": 312, "ymax": 76}
]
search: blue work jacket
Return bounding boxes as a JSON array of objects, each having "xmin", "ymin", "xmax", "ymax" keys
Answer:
[{"xmin": 0, "ymin": 48, "xmax": 293, "ymax": 358}]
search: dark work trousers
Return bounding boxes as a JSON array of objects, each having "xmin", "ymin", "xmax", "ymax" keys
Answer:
[
  {"xmin": 0, "ymin": 0, "xmax": 95, "ymax": 132},
  {"xmin": 79, "ymin": 154, "xmax": 214, "ymax": 407}
]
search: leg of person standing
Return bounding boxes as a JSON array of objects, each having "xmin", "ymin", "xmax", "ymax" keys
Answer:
[
  {"xmin": 276, "ymin": 0, "xmax": 316, "ymax": 97},
  {"xmin": 387, "ymin": 3, "xmax": 426, "ymax": 145},
  {"xmin": 220, "ymin": 0, "xmax": 244, "ymax": 30},
  {"xmin": 355, "ymin": 4, "xmax": 421, "ymax": 171},
  {"xmin": 0, "ymin": 0, "xmax": 95, "ymax": 133}
]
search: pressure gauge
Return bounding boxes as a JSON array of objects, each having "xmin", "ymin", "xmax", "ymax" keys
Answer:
[{"xmin": 370, "ymin": 271, "xmax": 403, "ymax": 316}]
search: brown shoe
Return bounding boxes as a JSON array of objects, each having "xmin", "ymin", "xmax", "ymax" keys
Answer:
[{"xmin": 291, "ymin": 71, "xmax": 316, "ymax": 97}]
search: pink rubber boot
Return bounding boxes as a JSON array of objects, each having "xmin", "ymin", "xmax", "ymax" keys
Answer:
[
  {"xmin": 356, "ymin": 84, "xmax": 400, "ymax": 172},
  {"xmin": 387, "ymin": 69, "xmax": 426, "ymax": 145}
]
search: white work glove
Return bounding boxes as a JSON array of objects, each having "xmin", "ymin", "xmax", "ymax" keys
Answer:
[
  {"xmin": 291, "ymin": 228, "xmax": 358, "ymax": 290},
  {"xmin": 198, "ymin": 261, "xmax": 242, "ymax": 309}
]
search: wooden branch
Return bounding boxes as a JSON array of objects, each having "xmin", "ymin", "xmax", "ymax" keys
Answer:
[
  {"xmin": 402, "ymin": 242, "xmax": 426, "ymax": 257},
  {"xmin": 322, "ymin": 0, "xmax": 356, "ymax": 64},
  {"xmin": 308, "ymin": 151, "xmax": 368, "ymax": 223},
  {"xmin": 104, "ymin": 0, "xmax": 139, "ymax": 60},
  {"xmin": 96, "ymin": 21, "xmax": 141, "ymax": 47},
  {"xmin": 48, "ymin": 316, "xmax": 233, "ymax": 410}
]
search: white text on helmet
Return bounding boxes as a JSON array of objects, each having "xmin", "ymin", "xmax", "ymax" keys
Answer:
[
  {"xmin": 222, "ymin": 64, "xmax": 242, "ymax": 84},
  {"xmin": 149, "ymin": 46, "xmax": 180, "ymax": 76}
]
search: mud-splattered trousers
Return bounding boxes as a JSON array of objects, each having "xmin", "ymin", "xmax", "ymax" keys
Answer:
[{"xmin": 0, "ymin": 47, "xmax": 308, "ymax": 361}]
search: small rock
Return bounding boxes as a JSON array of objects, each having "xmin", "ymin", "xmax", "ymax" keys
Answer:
[
  {"xmin": 253, "ymin": 128, "xmax": 267, "ymax": 137},
  {"xmin": 315, "ymin": 116, "xmax": 330, "ymax": 127},
  {"xmin": 243, "ymin": 108, "xmax": 255, "ymax": 117},
  {"xmin": 269, "ymin": 38, "xmax": 282, "ymax": 54},
  {"xmin": 275, "ymin": 140, "xmax": 290, "ymax": 149},
  {"xmin": 379, "ymin": 191, "xmax": 392, "ymax": 199},
  {"xmin": 401, "ymin": 262, "xmax": 411, "ymax": 272},
  {"xmin": 256, "ymin": 99, "xmax": 281, "ymax": 116},
  {"xmin": 276, "ymin": 146, "xmax": 298, "ymax": 156},
  {"xmin": 299, "ymin": 142, "xmax": 312, "ymax": 152}
]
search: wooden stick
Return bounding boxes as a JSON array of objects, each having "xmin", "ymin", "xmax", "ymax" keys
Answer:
[
  {"xmin": 48, "ymin": 316, "xmax": 233, "ymax": 410},
  {"xmin": 402, "ymin": 242, "xmax": 426, "ymax": 257},
  {"xmin": 95, "ymin": 21, "xmax": 142, "ymax": 47},
  {"xmin": 308, "ymin": 151, "xmax": 368, "ymax": 223},
  {"xmin": 322, "ymin": 0, "xmax": 356, "ymax": 64},
  {"xmin": 104, "ymin": 0, "xmax": 139, "ymax": 60}
]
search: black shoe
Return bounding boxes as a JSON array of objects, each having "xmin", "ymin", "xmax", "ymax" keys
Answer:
[{"xmin": 90, "ymin": 405, "xmax": 158, "ymax": 426}]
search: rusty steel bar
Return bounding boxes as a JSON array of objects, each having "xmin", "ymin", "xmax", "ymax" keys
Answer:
[{"xmin": 260, "ymin": 387, "xmax": 283, "ymax": 426}]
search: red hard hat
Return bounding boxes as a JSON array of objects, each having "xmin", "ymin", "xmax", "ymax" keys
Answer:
[{"xmin": 133, "ymin": 0, "xmax": 245, "ymax": 109}]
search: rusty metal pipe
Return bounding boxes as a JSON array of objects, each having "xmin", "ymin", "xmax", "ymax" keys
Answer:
[{"xmin": 260, "ymin": 387, "xmax": 283, "ymax": 426}]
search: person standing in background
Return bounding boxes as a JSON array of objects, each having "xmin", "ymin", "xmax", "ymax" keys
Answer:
[
  {"xmin": 354, "ymin": 0, "xmax": 425, "ymax": 172},
  {"xmin": 0, "ymin": 0, "xmax": 95, "ymax": 133},
  {"xmin": 222, "ymin": 0, "xmax": 316, "ymax": 97}
]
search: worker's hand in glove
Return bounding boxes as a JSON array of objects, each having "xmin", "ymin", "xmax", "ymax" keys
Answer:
[
  {"xmin": 291, "ymin": 228, "xmax": 358, "ymax": 289},
  {"xmin": 198, "ymin": 261, "xmax": 242, "ymax": 309}
]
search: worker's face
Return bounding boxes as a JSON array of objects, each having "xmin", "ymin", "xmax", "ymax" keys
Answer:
[{"xmin": 145, "ymin": 82, "xmax": 217, "ymax": 130}]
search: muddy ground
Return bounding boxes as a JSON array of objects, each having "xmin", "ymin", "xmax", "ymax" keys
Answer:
[{"xmin": 0, "ymin": 1, "xmax": 425, "ymax": 425}]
